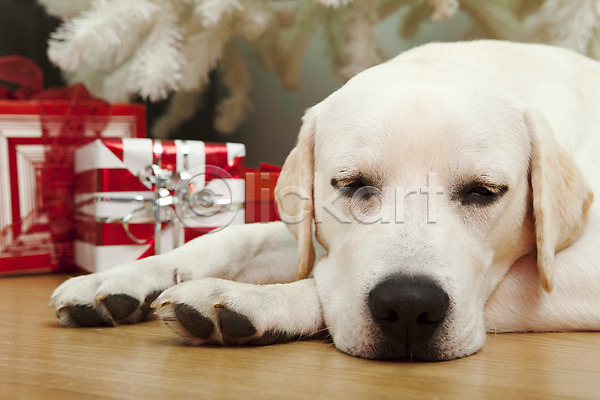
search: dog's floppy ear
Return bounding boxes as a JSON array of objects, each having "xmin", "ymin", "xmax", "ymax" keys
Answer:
[
  {"xmin": 526, "ymin": 109, "xmax": 594, "ymax": 292},
  {"xmin": 275, "ymin": 108, "xmax": 316, "ymax": 280}
]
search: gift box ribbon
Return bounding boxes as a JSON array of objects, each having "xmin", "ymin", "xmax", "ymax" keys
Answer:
[{"xmin": 0, "ymin": 55, "xmax": 112, "ymax": 270}]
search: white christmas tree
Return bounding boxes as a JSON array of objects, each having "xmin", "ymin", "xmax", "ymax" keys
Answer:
[{"xmin": 38, "ymin": 0, "xmax": 600, "ymax": 137}]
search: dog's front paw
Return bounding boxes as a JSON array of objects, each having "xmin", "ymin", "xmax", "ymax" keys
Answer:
[
  {"xmin": 152, "ymin": 278, "xmax": 301, "ymax": 346},
  {"xmin": 49, "ymin": 260, "xmax": 180, "ymax": 327}
]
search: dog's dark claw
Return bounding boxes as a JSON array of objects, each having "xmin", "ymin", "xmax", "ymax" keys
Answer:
[
  {"xmin": 219, "ymin": 309, "xmax": 257, "ymax": 338},
  {"xmin": 103, "ymin": 294, "xmax": 140, "ymax": 320},
  {"xmin": 175, "ymin": 304, "xmax": 214, "ymax": 339},
  {"xmin": 141, "ymin": 291, "xmax": 162, "ymax": 317},
  {"xmin": 69, "ymin": 305, "xmax": 110, "ymax": 327}
]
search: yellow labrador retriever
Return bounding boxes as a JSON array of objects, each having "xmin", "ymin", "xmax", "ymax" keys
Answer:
[{"xmin": 50, "ymin": 40, "xmax": 600, "ymax": 360}]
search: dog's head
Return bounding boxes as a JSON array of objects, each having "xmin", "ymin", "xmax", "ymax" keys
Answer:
[{"xmin": 274, "ymin": 58, "xmax": 593, "ymax": 360}]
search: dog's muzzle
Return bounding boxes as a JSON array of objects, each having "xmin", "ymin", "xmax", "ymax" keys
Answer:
[{"xmin": 368, "ymin": 275, "xmax": 449, "ymax": 350}]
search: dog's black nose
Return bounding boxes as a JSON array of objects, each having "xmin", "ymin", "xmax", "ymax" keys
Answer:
[{"xmin": 368, "ymin": 276, "xmax": 449, "ymax": 348}]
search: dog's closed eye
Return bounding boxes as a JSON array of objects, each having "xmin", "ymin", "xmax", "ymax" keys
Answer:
[
  {"xmin": 456, "ymin": 181, "xmax": 509, "ymax": 206},
  {"xmin": 331, "ymin": 172, "xmax": 379, "ymax": 201}
]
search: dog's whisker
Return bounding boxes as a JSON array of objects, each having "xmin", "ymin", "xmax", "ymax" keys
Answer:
[
  {"xmin": 295, "ymin": 327, "xmax": 330, "ymax": 343},
  {"xmin": 482, "ymin": 312, "xmax": 498, "ymax": 338}
]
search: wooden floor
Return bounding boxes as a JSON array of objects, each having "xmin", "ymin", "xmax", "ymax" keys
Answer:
[{"xmin": 1, "ymin": 274, "xmax": 599, "ymax": 400}]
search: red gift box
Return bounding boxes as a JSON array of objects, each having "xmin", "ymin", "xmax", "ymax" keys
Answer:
[
  {"xmin": 245, "ymin": 163, "xmax": 281, "ymax": 223},
  {"xmin": 0, "ymin": 101, "xmax": 145, "ymax": 275},
  {"xmin": 73, "ymin": 138, "xmax": 245, "ymax": 272}
]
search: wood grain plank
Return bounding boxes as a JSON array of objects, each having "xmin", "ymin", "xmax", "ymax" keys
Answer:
[{"xmin": 1, "ymin": 274, "xmax": 599, "ymax": 399}]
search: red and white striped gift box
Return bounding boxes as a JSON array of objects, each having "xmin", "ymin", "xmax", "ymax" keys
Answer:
[
  {"xmin": 73, "ymin": 138, "xmax": 245, "ymax": 272},
  {"xmin": 0, "ymin": 101, "xmax": 145, "ymax": 274}
]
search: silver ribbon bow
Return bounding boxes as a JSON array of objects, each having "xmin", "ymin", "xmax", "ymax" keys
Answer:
[{"xmin": 98, "ymin": 164, "xmax": 241, "ymax": 251}]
